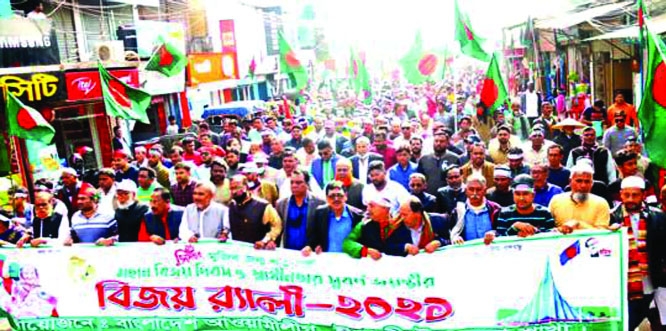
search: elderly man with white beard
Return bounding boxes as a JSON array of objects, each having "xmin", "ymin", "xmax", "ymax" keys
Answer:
[
  {"xmin": 549, "ymin": 162, "xmax": 610, "ymax": 233},
  {"xmin": 114, "ymin": 180, "xmax": 149, "ymax": 242}
]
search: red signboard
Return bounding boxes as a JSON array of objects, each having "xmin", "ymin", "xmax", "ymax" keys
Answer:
[
  {"xmin": 65, "ymin": 69, "xmax": 139, "ymax": 101},
  {"xmin": 219, "ymin": 20, "xmax": 239, "ymax": 79}
]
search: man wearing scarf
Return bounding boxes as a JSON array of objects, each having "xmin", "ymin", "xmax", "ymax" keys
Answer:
[
  {"xmin": 334, "ymin": 159, "xmax": 364, "ymax": 211},
  {"xmin": 114, "ymin": 180, "xmax": 149, "ymax": 242},
  {"xmin": 385, "ymin": 196, "xmax": 451, "ymax": 256},
  {"xmin": 566, "ymin": 127, "xmax": 616, "ymax": 185},
  {"xmin": 609, "ymin": 176, "xmax": 666, "ymax": 330},
  {"xmin": 342, "ymin": 196, "xmax": 394, "ymax": 260}
]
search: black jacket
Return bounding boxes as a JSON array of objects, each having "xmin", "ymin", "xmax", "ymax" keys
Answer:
[
  {"xmin": 384, "ymin": 213, "xmax": 452, "ymax": 257},
  {"xmin": 435, "ymin": 186, "xmax": 466, "ymax": 214},
  {"xmin": 115, "ymin": 202, "xmax": 149, "ymax": 242},
  {"xmin": 610, "ymin": 205, "xmax": 666, "ymax": 288},
  {"xmin": 307, "ymin": 205, "xmax": 364, "ymax": 252}
]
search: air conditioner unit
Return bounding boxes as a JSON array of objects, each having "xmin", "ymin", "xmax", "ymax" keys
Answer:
[{"xmin": 94, "ymin": 41, "xmax": 125, "ymax": 61}]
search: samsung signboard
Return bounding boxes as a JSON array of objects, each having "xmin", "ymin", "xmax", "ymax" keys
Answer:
[{"xmin": 0, "ymin": 16, "xmax": 60, "ymax": 67}]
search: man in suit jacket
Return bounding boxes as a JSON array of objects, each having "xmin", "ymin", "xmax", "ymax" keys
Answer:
[
  {"xmin": 311, "ymin": 140, "xmax": 342, "ymax": 189},
  {"xmin": 302, "ymin": 181, "xmax": 364, "ymax": 255},
  {"xmin": 385, "ymin": 196, "xmax": 453, "ymax": 256},
  {"xmin": 319, "ymin": 120, "xmax": 350, "ymax": 154},
  {"xmin": 349, "ymin": 136, "xmax": 383, "ymax": 184},
  {"xmin": 276, "ymin": 170, "xmax": 326, "ymax": 250},
  {"xmin": 460, "ymin": 142, "xmax": 495, "ymax": 189},
  {"xmin": 142, "ymin": 189, "xmax": 185, "ymax": 244},
  {"xmin": 335, "ymin": 158, "xmax": 365, "ymax": 211}
]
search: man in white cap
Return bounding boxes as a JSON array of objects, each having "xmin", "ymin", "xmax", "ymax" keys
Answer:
[
  {"xmin": 508, "ymin": 147, "xmax": 531, "ymax": 178},
  {"xmin": 241, "ymin": 162, "xmax": 279, "ymax": 206},
  {"xmin": 321, "ymin": 119, "xmax": 349, "ymax": 154},
  {"xmin": 609, "ymin": 176, "xmax": 666, "ymax": 330},
  {"xmin": 114, "ymin": 180, "xmax": 149, "ymax": 242},
  {"xmin": 486, "ymin": 165, "xmax": 514, "ymax": 207},
  {"xmin": 342, "ymin": 195, "xmax": 393, "ymax": 260},
  {"xmin": 522, "ymin": 128, "xmax": 553, "ymax": 167},
  {"xmin": 549, "ymin": 162, "xmax": 610, "ymax": 233}
]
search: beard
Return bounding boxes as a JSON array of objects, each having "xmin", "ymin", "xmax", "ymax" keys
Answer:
[
  {"xmin": 117, "ymin": 199, "xmax": 135, "ymax": 210},
  {"xmin": 572, "ymin": 192, "xmax": 589, "ymax": 203}
]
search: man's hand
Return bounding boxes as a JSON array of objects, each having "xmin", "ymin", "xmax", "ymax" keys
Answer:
[
  {"xmin": 559, "ymin": 220, "xmax": 579, "ymax": 234},
  {"xmin": 63, "ymin": 237, "xmax": 73, "ymax": 246},
  {"xmin": 405, "ymin": 244, "xmax": 419, "ymax": 256},
  {"xmin": 301, "ymin": 246, "xmax": 313, "ymax": 257},
  {"xmin": 608, "ymin": 223, "xmax": 622, "ymax": 231},
  {"xmin": 150, "ymin": 235, "xmax": 165, "ymax": 245},
  {"xmin": 484, "ymin": 231, "xmax": 496, "ymax": 245},
  {"xmin": 16, "ymin": 235, "xmax": 31, "ymax": 248},
  {"xmin": 513, "ymin": 222, "xmax": 536, "ymax": 237},
  {"xmin": 366, "ymin": 248, "xmax": 382, "ymax": 260},
  {"xmin": 452, "ymin": 236, "xmax": 465, "ymax": 245},
  {"xmin": 265, "ymin": 240, "xmax": 276, "ymax": 250},
  {"xmin": 315, "ymin": 246, "xmax": 323, "ymax": 254},
  {"xmin": 218, "ymin": 231, "xmax": 229, "ymax": 243},
  {"xmin": 424, "ymin": 240, "xmax": 441, "ymax": 254},
  {"xmin": 188, "ymin": 235, "xmax": 199, "ymax": 243},
  {"xmin": 30, "ymin": 238, "xmax": 46, "ymax": 248},
  {"xmin": 95, "ymin": 238, "xmax": 115, "ymax": 247}
]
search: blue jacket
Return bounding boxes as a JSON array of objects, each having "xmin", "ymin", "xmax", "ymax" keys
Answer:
[
  {"xmin": 144, "ymin": 207, "xmax": 184, "ymax": 240},
  {"xmin": 311, "ymin": 155, "xmax": 341, "ymax": 188}
]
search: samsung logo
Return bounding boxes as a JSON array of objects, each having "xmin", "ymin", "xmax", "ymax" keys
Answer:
[{"xmin": 0, "ymin": 36, "xmax": 52, "ymax": 48}]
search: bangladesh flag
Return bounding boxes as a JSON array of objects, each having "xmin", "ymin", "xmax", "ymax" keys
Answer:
[
  {"xmin": 98, "ymin": 62, "xmax": 152, "ymax": 124},
  {"xmin": 349, "ymin": 48, "xmax": 372, "ymax": 104},
  {"xmin": 399, "ymin": 31, "xmax": 440, "ymax": 85},
  {"xmin": 145, "ymin": 37, "xmax": 187, "ymax": 77},
  {"xmin": 454, "ymin": 0, "xmax": 490, "ymax": 62},
  {"xmin": 638, "ymin": 27, "xmax": 666, "ymax": 168},
  {"xmin": 480, "ymin": 53, "xmax": 509, "ymax": 116},
  {"xmin": 278, "ymin": 31, "xmax": 308, "ymax": 91},
  {"xmin": 5, "ymin": 92, "xmax": 55, "ymax": 144}
]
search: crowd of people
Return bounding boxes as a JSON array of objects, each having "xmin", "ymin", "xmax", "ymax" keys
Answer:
[{"xmin": 1, "ymin": 72, "xmax": 664, "ymax": 329}]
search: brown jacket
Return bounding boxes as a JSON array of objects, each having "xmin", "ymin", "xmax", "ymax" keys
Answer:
[{"xmin": 461, "ymin": 161, "xmax": 495, "ymax": 189}]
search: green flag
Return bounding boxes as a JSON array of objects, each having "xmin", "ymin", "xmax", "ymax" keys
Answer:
[
  {"xmin": 98, "ymin": 62, "xmax": 152, "ymax": 124},
  {"xmin": 5, "ymin": 92, "xmax": 55, "ymax": 144},
  {"xmin": 349, "ymin": 49, "xmax": 372, "ymax": 104},
  {"xmin": 480, "ymin": 53, "xmax": 509, "ymax": 116},
  {"xmin": 638, "ymin": 27, "xmax": 666, "ymax": 168},
  {"xmin": 454, "ymin": 0, "xmax": 490, "ymax": 62},
  {"xmin": 278, "ymin": 31, "xmax": 308, "ymax": 91},
  {"xmin": 399, "ymin": 31, "xmax": 440, "ymax": 84},
  {"xmin": 145, "ymin": 37, "xmax": 187, "ymax": 77}
]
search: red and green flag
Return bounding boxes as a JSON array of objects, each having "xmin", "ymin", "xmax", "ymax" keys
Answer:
[
  {"xmin": 480, "ymin": 53, "xmax": 509, "ymax": 115},
  {"xmin": 98, "ymin": 62, "xmax": 152, "ymax": 124},
  {"xmin": 349, "ymin": 48, "xmax": 372, "ymax": 104},
  {"xmin": 454, "ymin": 0, "xmax": 490, "ymax": 62},
  {"xmin": 399, "ymin": 31, "xmax": 440, "ymax": 84},
  {"xmin": 145, "ymin": 37, "xmax": 187, "ymax": 77},
  {"xmin": 5, "ymin": 92, "xmax": 55, "ymax": 144},
  {"xmin": 638, "ymin": 26, "xmax": 666, "ymax": 168},
  {"xmin": 278, "ymin": 31, "xmax": 308, "ymax": 91}
]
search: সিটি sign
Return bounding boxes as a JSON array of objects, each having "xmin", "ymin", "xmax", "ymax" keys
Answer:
[{"xmin": 0, "ymin": 73, "xmax": 62, "ymax": 103}]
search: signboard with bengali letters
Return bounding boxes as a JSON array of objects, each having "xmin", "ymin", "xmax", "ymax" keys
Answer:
[
  {"xmin": 0, "ymin": 71, "xmax": 65, "ymax": 105},
  {"xmin": 2, "ymin": 230, "xmax": 626, "ymax": 331}
]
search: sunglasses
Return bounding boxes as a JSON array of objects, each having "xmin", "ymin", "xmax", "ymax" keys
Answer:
[{"xmin": 327, "ymin": 193, "xmax": 345, "ymax": 199}]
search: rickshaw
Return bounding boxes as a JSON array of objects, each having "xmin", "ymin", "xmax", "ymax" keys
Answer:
[{"xmin": 201, "ymin": 101, "xmax": 267, "ymax": 134}]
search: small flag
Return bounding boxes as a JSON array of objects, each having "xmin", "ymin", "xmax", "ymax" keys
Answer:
[
  {"xmin": 560, "ymin": 240, "xmax": 580, "ymax": 266},
  {"xmin": 5, "ymin": 92, "xmax": 55, "ymax": 144},
  {"xmin": 278, "ymin": 31, "xmax": 308, "ymax": 91},
  {"xmin": 145, "ymin": 37, "xmax": 187, "ymax": 77},
  {"xmin": 98, "ymin": 62, "xmax": 152, "ymax": 124}
]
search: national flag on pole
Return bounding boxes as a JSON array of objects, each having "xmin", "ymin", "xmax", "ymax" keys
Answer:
[
  {"xmin": 559, "ymin": 240, "xmax": 580, "ymax": 266},
  {"xmin": 349, "ymin": 48, "xmax": 372, "ymax": 104},
  {"xmin": 5, "ymin": 92, "xmax": 55, "ymax": 144},
  {"xmin": 399, "ymin": 31, "xmax": 440, "ymax": 84},
  {"xmin": 98, "ymin": 62, "xmax": 152, "ymax": 124},
  {"xmin": 454, "ymin": 0, "xmax": 490, "ymax": 62},
  {"xmin": 278, "ymin": 31, "xmax": 308, "ymax": 91},
  {"xmin": 480, "ymin": 53, "xmax": 509, "ymax": 115},
  {"xmin": 638, "ymin": 26, "xmax": 666, "ymax": 168},
  {"xmin": 145, "ymin": 37, "xmax": 187, "ymax": 77}
]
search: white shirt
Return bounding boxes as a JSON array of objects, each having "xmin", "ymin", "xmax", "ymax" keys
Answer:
[
  {"xmin": 525, "ymin": 90, "xmax": 539, "ymax": 118},
  {"xmin": 98, "ymin": 184, "xmax": 117, "ymax": 215},
  {"xmin": 409, "ymin": 224, "xmax": 424, "ymax": 245},
  {"xmin": 357, "ymin": 154, "xmax": 370, "ymax": 184},
  {"xmin": 166, "ymin": 124, "xmax": 179, "ymax": 135},
  {"xmin": 179, "ymin": 202, "xmax": 230, "ymax": 240},
  {"xmin": 361, "ymin": 180, "xmax": 410, "ymax": 216}
]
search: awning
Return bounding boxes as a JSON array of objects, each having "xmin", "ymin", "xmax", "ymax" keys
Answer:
[
  {"xmin": 535, "ymin": 1, "xmax": 632, "ymax": 30},
  {"xmin": 584, "ymin": 13, "xmax": 666, "ymax": 41}
]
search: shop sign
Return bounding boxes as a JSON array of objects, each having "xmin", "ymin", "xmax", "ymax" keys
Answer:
[
  {"xmin": 0, "ymin": 71, "xmax": 65, "ymax": 104},
  {"xmin": 65, "ymin": 70, "xmax": 139, "ymax": 101},
  {"xmin": 187, "ymin": 53, "xmax": 238, "ymax": 87}
]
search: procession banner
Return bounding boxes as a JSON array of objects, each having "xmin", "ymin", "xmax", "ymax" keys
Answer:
[{"xmin": 1, "ymin": 230, "xmax": 626, "ymax": 331}]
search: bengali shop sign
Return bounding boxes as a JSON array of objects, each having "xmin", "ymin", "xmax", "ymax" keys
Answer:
[
  {"xmin": 0, "ymin": 71, "xmax": 65, "ymax": 104},
  {"xmin": 2, "ymin": 230, "xmax": 626, "ymax": 331}
]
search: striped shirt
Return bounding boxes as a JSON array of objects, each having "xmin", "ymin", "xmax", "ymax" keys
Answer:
[
  {"xmin": 70, "ymin": 210, "xmax": 117, "ymax": 243},
  {"xmin": 495, "ymin": 205, "xmax": 555, "ymax": 236}
]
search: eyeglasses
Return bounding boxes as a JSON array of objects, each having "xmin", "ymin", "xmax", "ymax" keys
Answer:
[{"xmin": 327, "ymin": 193, "xmax": 345, "ymax": 199}]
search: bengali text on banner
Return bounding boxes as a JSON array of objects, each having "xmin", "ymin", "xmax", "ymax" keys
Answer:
[{"xmin": 0, "ymin": 230, "xmax": 626, "ymax": 331}]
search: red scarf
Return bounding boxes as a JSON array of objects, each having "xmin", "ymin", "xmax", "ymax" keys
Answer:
[
  {"xmin": 624, "ymin": 212, "xmax": 649, "ymax": 300},
  {"xmin": 336, "ymin": 173, "xmax": 353, "ymax": 188}
]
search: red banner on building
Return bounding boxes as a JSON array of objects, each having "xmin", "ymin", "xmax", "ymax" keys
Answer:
[{"xmin": 65, "ymin": 69, "xmax": 139, "ymax": 101}]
